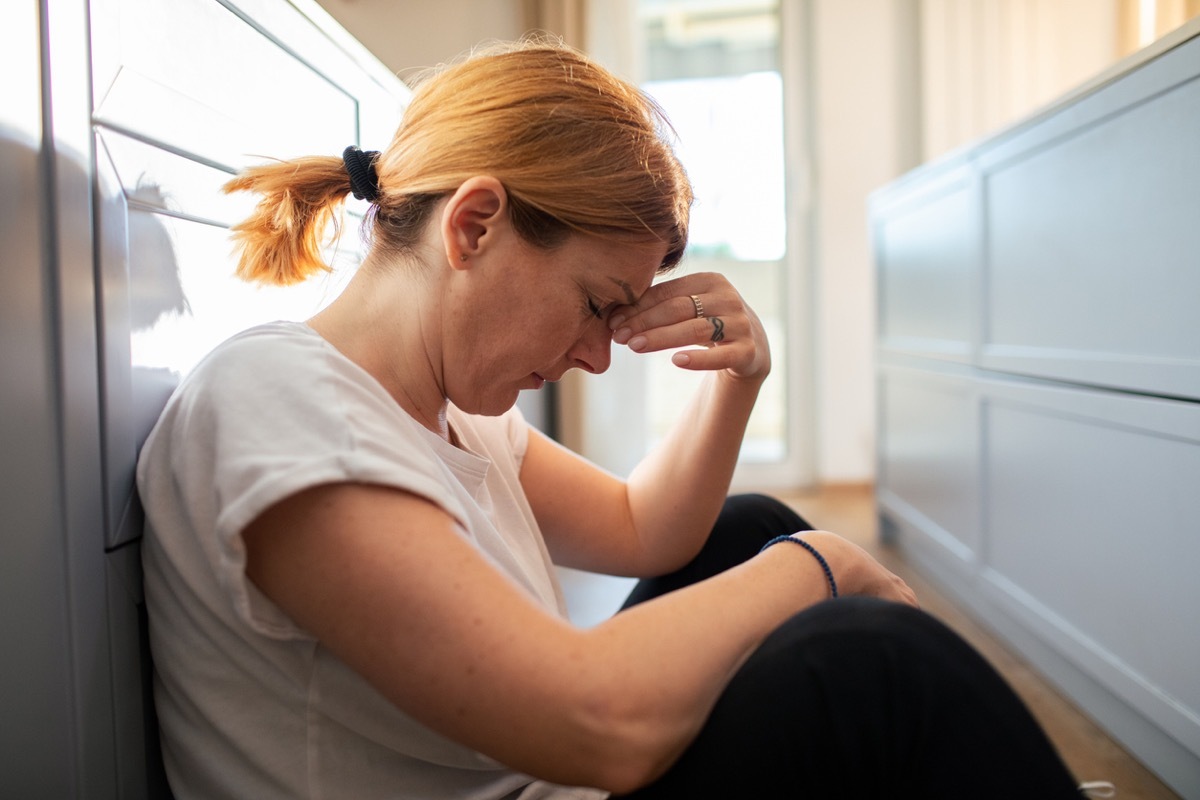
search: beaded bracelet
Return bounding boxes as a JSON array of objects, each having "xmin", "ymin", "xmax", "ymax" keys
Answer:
[{"xmin": 760, "ymin": 535, "xmax": 839, "ymax": 599}]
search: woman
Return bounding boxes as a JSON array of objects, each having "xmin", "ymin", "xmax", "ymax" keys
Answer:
[{"xmin": 138, "ymin": 39, "xmax": 1091, "ymax": 799}]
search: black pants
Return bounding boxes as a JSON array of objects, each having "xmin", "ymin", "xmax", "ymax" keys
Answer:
[{"xmin": 615, "ymin": 494, "xmax": 1081, "ymax": 799}]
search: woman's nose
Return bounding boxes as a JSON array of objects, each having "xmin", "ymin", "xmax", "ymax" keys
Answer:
[{"xmin": 569, "ymin": 318, "xmax": 614, "ymax": 374}]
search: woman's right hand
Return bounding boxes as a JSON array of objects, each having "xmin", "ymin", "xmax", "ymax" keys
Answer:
[{"xmin": 797, "ymin": 531, "xmax": 920, "ymax": 608}]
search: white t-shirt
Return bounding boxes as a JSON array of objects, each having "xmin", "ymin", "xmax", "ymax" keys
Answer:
[{"xmin": 137, "ymin": 321, "xmax": 606, "ymax": 800}]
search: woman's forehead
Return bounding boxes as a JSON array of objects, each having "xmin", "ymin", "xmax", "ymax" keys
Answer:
[{"xmin": 571, "ymin": 236, "xmax": 666, "ymax": 301}]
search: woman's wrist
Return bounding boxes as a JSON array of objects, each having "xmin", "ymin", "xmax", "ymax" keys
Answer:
[
  {"xmin": 760, "ymin": 533, "xmax": 838, "ymax": 599},
  {"xmin": 717, "ymin": 354, "xmax": 771, "ymax": 387}
]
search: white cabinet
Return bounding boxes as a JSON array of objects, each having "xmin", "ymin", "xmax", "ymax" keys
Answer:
[{"xmin": 872, "ymin": 19, "xmax": 1200, "ymax": 799}]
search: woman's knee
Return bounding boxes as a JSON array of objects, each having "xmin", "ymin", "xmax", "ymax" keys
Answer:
[
  {"xmin": 636, "ymin": 598, "xmax": 1078, "ymax": 798},
  {"xmin": 690, "ymin": 494, "xmax": 815, "ymax": 576},
  {"xmin": 714, "ymin": 493, "xmax": 814, "ymax": 546},
  {"xmin": 620, "ymin": 494, "xmax": 814, "ymax": 609},
  {"xmin": 758, "ymin": 597, "xmax": 975, "ymax": 678}
]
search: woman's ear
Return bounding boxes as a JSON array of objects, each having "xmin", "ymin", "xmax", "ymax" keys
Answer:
[{"xmin": 441, "ymin": 176, "xmax": 508, "ymax": 268}]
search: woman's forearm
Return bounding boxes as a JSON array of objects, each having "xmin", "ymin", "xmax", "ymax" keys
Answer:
[
  {"xmin": 603, "ymin": 271, "xmax": 774, "ymax": 576},
  {"xmin": 565, "ymin": 525, "xmax": 916, "ymax": 791},
  {"xmin": 623, "ymin": 368, "xmax": 767, "ymax": 574},
  {"xmin": 567, "ymin": 529, "xmax": 851, "ymax": 791}
]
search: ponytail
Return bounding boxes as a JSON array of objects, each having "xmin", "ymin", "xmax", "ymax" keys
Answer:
[{"xmin": 222, "ymin": 156, "xmax": 351, "ymax": 286}]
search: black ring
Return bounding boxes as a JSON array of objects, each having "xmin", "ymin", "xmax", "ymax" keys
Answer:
[{"xmin": 709, "ymin": 317, "xmax": 725, "ymax": 343}]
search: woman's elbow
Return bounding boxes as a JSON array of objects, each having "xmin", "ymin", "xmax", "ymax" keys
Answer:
[{"xmin": 567, "ymin": 686, "xmax": 692, "ymax": 794}]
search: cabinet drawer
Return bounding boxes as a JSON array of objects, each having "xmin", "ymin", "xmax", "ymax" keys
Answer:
[
  {"xmin": 981, "ymin": 378, "xmax": 1200, "ymax": 753},
  {"xmin": 874, "ymin": 166, "xmax": 977, "ymax": 362},
  {"xmin": 878, "ymin": 367, "xmax": 981, "ymax": 560},
  {"xmin": 980, "ymin": 36, "xmax": 1200, "ymax": 401}
]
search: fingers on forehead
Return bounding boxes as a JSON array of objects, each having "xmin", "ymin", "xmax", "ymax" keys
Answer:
[{"xmin": 618, "ymin": 293, "xmax": 698, "ymax": 332}]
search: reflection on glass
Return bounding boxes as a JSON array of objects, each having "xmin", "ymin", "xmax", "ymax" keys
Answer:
[{"xmin": 129, "ymin": 214, "xmax": 355, "ymax": 378}]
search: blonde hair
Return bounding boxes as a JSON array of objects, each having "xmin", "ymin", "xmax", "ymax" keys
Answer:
[{"xmin": 224, "ymin": 38, "xmax": 692, "ymax": 286}]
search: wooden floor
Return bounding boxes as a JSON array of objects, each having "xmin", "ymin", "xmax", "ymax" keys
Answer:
[{"xmin": 778, "ymin": 484, "xmax": 1181, "ymax": 800}]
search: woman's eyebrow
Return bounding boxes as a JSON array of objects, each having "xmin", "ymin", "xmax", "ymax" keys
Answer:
[{"xmin": 609, "ymin": 278, "xmax": 637, "ymax": 305}]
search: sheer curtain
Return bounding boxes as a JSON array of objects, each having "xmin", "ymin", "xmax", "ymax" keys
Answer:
[
  {"xmin": 919, "ymin": 0, "xmax": 1200, "ymax": 162},
  {"xmin": 522, "ymin": 0, "xmax": 588, "ymax": 47}
]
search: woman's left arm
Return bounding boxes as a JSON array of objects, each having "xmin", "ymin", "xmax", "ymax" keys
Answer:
[{"xmin": 522, "ymin": 272, "xmax": 770, "ymax": 577}]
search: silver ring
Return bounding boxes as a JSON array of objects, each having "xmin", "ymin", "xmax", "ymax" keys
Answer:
[{"xmin": 690, "ymin": 294, "xmax": 705, "ymax": 319}]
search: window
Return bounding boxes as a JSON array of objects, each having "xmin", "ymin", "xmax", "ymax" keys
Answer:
[{"xmin": 638, "ymin": 0, "xmax": 806, "ymax": 475}]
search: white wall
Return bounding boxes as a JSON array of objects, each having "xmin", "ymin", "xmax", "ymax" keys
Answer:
[
  {"xmin": 918, "ymin": 0, "xmax": 1121, "ymax": 162},
  {"xmin": 314, "ymin": 0, "xmax": 528, "ymax": 76},
  {"xmin": 810, "ymin": 0, "xmax": 921, "ymax": 482}
]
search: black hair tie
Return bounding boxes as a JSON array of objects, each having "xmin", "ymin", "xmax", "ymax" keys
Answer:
[{"xmin": 343, "ymin": 145, "xmax": 382, "ymax": 203}]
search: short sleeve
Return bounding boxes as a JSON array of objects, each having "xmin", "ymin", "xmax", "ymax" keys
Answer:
[
  {"xmin": 501, "ymin": 405, "xmax": 531, "ymax": 468},
  {"xmin": 146, "ymin": 324, "xmax": 469, "ymax": 640}
]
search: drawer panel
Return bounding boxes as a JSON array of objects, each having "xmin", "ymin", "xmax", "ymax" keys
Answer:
[
  {"xmin": 876, "ymin": 173, "xmax": 977, "ymax": 360},
  {"xmin": 878, "ymin": 369, "xmax": 980, "ymax": 559},
  {"xmin": 982, "ymin": 60, "xmax": 1200, "ymax": 400},
  {"xmin": 91, "ymin": 0, "xmax": 357, "ymax": 168},
  {"xmin": 983, "ymin": 381, "xmax": 1200, "ymax": 750}
]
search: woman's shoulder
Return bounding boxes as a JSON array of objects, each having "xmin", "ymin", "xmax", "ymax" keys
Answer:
[
  {"xmin": 180, "ymin": 321, "xmax": 385, "ymax": 414},
  {"xmin": 151, "ymin": 320, "xmax": 368, "ymax": 447},
  {"xmin": 194, "ymin": 321, "xmax": 326, "ymax": 383}
]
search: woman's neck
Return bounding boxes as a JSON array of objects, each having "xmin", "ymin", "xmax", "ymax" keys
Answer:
[{"xmin": 308, "ymin": 266, "xmax": 452, "ymax": 440}]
